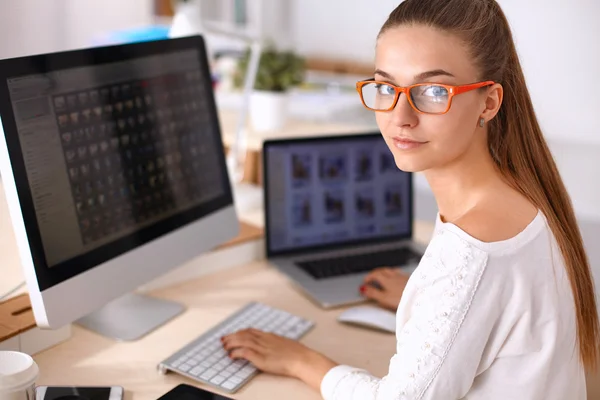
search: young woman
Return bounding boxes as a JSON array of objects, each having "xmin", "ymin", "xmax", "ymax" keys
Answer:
[{"xmin": 222, "ymin": 0, "xmax": 600, "ymax": 398}]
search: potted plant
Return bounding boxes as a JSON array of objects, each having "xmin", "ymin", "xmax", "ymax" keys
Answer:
[{"xmin": 235, "ymin": 46, "xmax": 305, "ymax": 132}]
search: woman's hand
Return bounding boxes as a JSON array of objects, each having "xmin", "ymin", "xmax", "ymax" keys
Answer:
[
  {"xmin": 360, "ymin": 267, "xmax": 410, "ymax": 311},
  {"xmin": 221, "ymin": 328, "xmax": 338, "ymax": 390}
]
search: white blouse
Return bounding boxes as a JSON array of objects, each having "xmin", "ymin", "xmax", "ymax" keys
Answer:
[{"xmin": 321, "ymin": 211, "xmax": 586, "ymax": 400}]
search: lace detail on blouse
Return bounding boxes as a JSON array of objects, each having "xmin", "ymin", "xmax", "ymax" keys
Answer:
[{"xmin": 322, "ymin": 229, "xmax": 489, "ymax": 400}]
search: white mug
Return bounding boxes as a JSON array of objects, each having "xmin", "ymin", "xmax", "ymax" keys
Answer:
[{"xmin": 0, "ymin": 351, "xmax": 39, "ymax": 400}]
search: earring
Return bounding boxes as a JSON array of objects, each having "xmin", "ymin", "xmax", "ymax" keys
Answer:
[{"xmin": 479, "ymin": 118, "xmax": 485, "ymax": 127}]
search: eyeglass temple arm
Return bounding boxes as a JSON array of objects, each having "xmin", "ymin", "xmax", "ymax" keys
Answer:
[{"xmin": 454, "ymin": 81, "xmax": 495, "ymax": 95}]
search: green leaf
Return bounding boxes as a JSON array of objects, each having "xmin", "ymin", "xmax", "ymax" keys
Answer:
[{"xmin": 233, "ymin": 45, "xmax": 306, "ymax": 92}]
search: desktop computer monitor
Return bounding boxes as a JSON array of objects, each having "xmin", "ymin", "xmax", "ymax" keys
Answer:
[{"xmin": 0, "ymin": 36, "xmax": 238, "ymax": 340}]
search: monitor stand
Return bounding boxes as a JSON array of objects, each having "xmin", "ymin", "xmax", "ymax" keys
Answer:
[{"xmin": 76, "ymin": 293, "xmax": 185, "ymax": 341}]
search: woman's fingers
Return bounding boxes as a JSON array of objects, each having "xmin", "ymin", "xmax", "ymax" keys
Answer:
[
  {"xmin": 228, "ymin": 347, "xmax": 264, "ymax": 364},
  {"xmin": 380, "ymin": 267, "xmax": 399, "ymax": 277},
  {"xmin": 361, "ymin": 284, "xmax": 386, "ymax": 302},
  {"xmin": 362, "ymin": 269, "xmax": 390, "ymax": 289},
  {"xmin": 363, "ymin": 270, "xmax": 382, "ymax": 284},
  {"xmin": 222, "ymin": 329, "xmax": 262, "ymax": 352}
]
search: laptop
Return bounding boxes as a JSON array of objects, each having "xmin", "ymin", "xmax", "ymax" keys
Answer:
[{"xmin": 262, "ymin": 132, "xmax": 425, "ymax": 308}]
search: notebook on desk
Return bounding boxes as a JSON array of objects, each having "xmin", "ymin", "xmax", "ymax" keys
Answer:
[{"xmin": 262, "ymin": 132, "xmax": 424, "ymax": 308}]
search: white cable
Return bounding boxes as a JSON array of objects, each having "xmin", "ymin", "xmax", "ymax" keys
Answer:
[
  {"xmin": 0, "ymin": 281, "xmax": 26, "ymax": 301},
  {"xmin": 227, "ymin": 39, "xmax": 261, "ymax": 183}
]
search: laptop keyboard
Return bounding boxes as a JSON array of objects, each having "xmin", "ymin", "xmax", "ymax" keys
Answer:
[{"xmin": 296, "ymin": 247, "xmax": 422, "ymax": 280}]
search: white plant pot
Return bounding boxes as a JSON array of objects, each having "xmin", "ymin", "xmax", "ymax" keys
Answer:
[{"xmin": 249, "ymin": 91, "xmax": 288, "ymax": 133}]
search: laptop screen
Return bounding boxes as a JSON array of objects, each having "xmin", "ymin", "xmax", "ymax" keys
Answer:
[{"xmin": 264, "ymin": 133, "xmax": 412, "ymax": 256}]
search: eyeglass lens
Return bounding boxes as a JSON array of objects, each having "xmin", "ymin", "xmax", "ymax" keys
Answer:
[{"xmin": 360, "ymin": 82, "xmax": 450, "ymax": 113}]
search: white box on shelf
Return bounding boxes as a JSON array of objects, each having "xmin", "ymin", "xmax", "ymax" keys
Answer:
[{"xmin": 0, "ymin": 294, "xmax": 72, "ymax": 356}]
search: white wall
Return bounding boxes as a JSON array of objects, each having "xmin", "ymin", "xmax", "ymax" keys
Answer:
[
  {"xmin": 497, "ymin": 0, "xmax": 600, "ymax": 146},
  {"xmin": 63, "ymin": 0, "xmax": 154, "ymax": 50},
  {"xmin": 290, "ymin": 0, "xmax": 396, "ymax": 64},
  {"xmin": 0, "ymin": 0, "xmax": 153, "ymax": 58},
  {"xmin": 549, "ymin": 141, "xmax": 600, "ymax": 222},
  {"xmin": 0, "ymin": 0, "xmax": 64, "ymax": 59}
]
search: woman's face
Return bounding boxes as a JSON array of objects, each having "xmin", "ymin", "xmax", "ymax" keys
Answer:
[{"xmin": 374, "ymin": 24, "xmax": 495, "ymax": 172}]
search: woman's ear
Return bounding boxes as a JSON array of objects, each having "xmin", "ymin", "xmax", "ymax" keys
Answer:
[{"xmin": 480, "ymin": 83, "xmax": 503, "ymax": 123}]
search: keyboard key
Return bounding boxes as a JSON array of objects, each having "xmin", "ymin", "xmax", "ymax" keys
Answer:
[
  {"xmin": 210, "ymin": 375, "xmax": 226, "ymax": 385},
  {"xmin": 217, "ymin": 356, "xmax": 230, "ymax": 365},
  {"xmin": 215, "ymin": 361, "xmax": 229, "ymax": 371},
  {"xmin": 225, "ymin": 365, "xmax": 241, "ymax": 374},
  {"xmin": 171, "ymin": 359, "xmax": 183, "ymax": 368},
  {"xmin": 219, "ymin": 370, "xmax": 233, "ymax": 378},
  {"xmin": 213, "ymin": 349, "xmax": 226, "ymax": 358},
  {"xmin": 179, "ymin": 364, "xmax": 192, "ymax": 372},
  {"xmin": 221, "ymin": 380, "xmax": 237, "ymax": 391},
  {"xmin": 228, "ymin": 376, "xmax": 243, "ymax": 385},
  {"xmin": 190, "ymin": 366, "xmax": 205, "ymax": 376},
  {"xmin": 237, "ymin": 369, "xmax": 254, "ymax": 379},
  {"xmin": 200, "ymin": 369, "xmax": 218, "ymax": 381}
]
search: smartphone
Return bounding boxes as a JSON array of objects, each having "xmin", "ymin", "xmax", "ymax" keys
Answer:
[{"xmin": 35, "ymin": 386, "xmax": 123, "ymax": 400}]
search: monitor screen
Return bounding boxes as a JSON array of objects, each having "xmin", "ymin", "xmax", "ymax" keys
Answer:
[
  {"xmin": 264, "ymin": 134, "xmax": 412, "ymax": 256},
  {"xmin": 0, "ymin": 37, "xmax": 232, "ymax": 290}
]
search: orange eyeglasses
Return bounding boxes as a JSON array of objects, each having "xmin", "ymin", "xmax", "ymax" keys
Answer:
[{"xmin": 356, "ymin": 80, "xmax": 495, "ymax": 115}]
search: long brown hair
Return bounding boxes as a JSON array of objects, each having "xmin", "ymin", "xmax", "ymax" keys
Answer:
[{"xmin": 380, "ymin": 0, "xmax": 599, "ymax": 370}]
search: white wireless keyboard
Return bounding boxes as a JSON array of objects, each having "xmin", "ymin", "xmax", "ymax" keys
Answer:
[{"xmin": 157, "ymin": 302, "xmax": 314, "ymax": 393}]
